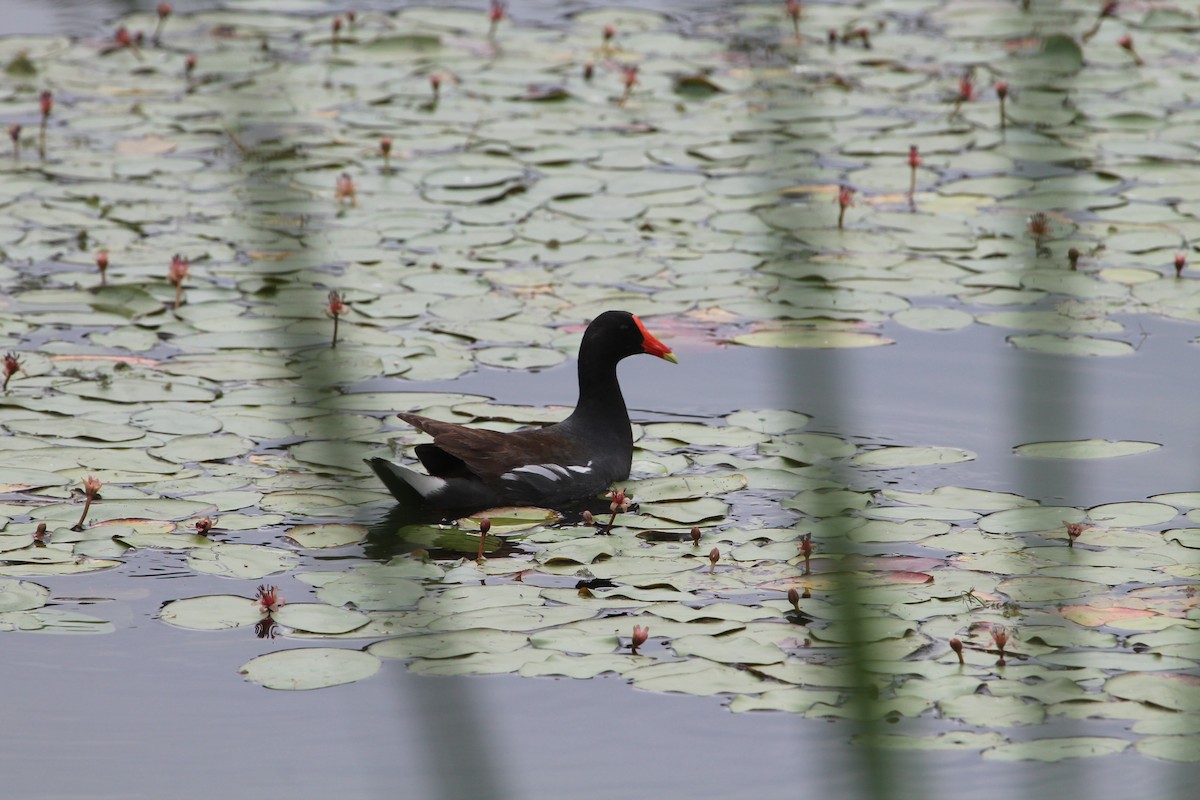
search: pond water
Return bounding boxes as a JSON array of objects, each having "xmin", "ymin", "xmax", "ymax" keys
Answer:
[{"xmin": 4, "ymin": 0, "xmax": 1200, "ymax": 798}]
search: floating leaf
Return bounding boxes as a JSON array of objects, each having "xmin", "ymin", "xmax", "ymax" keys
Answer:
[
  {"xmin": 369, "ymin": 629, "xmax": 530, "ymax": 660},
  {"xmin": 1014, "ymin": 439, "xmax": 1162, "ymax": 460},
  {"xmin": 239, "ymin": 648, "xmax": 381, "ymax": 691},
  {"xmin": 159, "ymin": 595, "xmax": 263, "ymax": 631},
  {"xmin": 670, "ymin": 634, "xmax": 784, "ymax": 665},
  {"xmin": 983, "ymin": 737, "xmax": 1128, "ymax": 762},
  {"xmin": 852, "ymin": 446, "xmax": 975, "ymax": 469},
  {"xmin": 187, "ymin": 544, "xmax": 300, "ymax": 580},
  {"xmin": 285, "ymin": 523, "xmax": 367, "ymax": 549},
  {"xmin": 272, "ymin": 604, "xmax": 371, "ymax": 635}
]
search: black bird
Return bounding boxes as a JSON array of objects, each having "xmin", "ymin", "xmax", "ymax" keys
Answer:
[{"xmin": 368, "ymin": 310, "xmax": 676, "ymax": 513}]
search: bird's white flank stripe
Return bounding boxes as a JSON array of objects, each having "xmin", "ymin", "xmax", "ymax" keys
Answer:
[{"xmin": 501, "ymin": 461, "xmax": 592, "ymax": 482}]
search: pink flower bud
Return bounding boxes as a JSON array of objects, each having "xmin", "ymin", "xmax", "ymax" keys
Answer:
[{"xmin": 631, "ymin": 624, "xmax": 649, "ymax": 650}]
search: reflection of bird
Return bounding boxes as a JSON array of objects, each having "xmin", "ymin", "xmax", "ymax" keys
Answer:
[{"xmin": 368, "ymin": 310, "xmax": 677, "ymax": 514}]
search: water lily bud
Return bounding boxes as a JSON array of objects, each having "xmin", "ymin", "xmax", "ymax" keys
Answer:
[
  {"xmin": 1117, "ymin": 34, "xmax": 1144, "ymax": 65},
  {"xmin": 3, "ymin": 352, "xmax": 21, "ymax": 391},
  {"xmin": 479, "ymin": 518, "xmax": 491, "ymax": 535},
  {"xmin": 950, "ymin": 637, "xmax": 964, "ymax": 664},
  {"xmin": 631, "ymin": 624, "xmax": 649, "ymax": 650},
  {"xmin": 690, "ymin": 526, "xmax": 701, "ymax": 545},
  {"xmin": 708, "ymin": 547, "xmax": 719, "ymax": 565},
  {"xmin": 787, "ymin": 587, "xmax": 801, "ymax": 613},
  {"xmin": 957, "ymin": 72, "xmax": 975, "ymax": 102},
  {"xmin": 1175, "ymin": 253, "xmax": 1187, "ymax": 277}
]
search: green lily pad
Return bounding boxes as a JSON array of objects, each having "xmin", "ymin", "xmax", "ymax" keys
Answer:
[
  {"xmin": 0, "ymin": 579, "xmax": 50, "ymax": 613},
  {"xmin": 186, "ymin": 544, "xmax": 300, "ymax": 580},
  {"xmin": 272, "ymin": 604, "xmax": 371, "ymax": 635},
  {"xmin": 1136, "ymin": 736, "xmax": 1200, "ymax": 763},
  {"xmin": 617, "ymin": 473, "xmax": 748, "ymax": 502},
  {"xmin": 1014, "ymin": 439, "xmax": 1162, "ymax": 459},
  {"xmin": 939, "ymin": 694, "xmax": 1046, "ymax": 727},
  {"xmin": 1106, "ymin": 672, "xmax": 1200, "ymax": 712},
  {"xmin": 852, "ymin": 446, "xmax": 975, "ymax": 469},
  {"xmin": 670, "ymin": 634, "xmax": 785, "ymax": 665},
  {"xmin": 285, "ymin": 523, "xmax": 367, "ymax": 549},
  {"xmin": 239, "ymin": 647, "xmax": 381, "ymax": 691},
  {"xmin": 159, "ymin": 595, "xmax": 263, "ymax": 631},
  {"xmin": 369, "ymin": 629, "xmax": 531, "ymax": 660},
  {"xmin": 983, "ymin": 737, "xmax": 1128, "ymax": 762}
]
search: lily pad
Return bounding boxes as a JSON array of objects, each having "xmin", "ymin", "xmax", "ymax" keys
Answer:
[
  {"xmin": 1014, "ymin": 439, "xmax": 1162, "ymax": 460},
  {"xmin": 159, "ymin": 595, "xmax": 263, "ymax": 631},
  {"xmin": 186, "ymin": 544, "xmax": 300, "ymax": 580},
  {"xmin": 239, "ymin": 648, "xmax": 381, "ymax": 691}
]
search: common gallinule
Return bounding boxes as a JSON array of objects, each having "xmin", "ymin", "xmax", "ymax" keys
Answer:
[{"xmin": 368, "ymin": 310, "xmax": 677, "ymax": 513}]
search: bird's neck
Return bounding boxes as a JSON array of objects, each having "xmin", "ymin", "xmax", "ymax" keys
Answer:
[{"xmin": 571, "ymin": 355, "xmax": 629, "ymax": 433}]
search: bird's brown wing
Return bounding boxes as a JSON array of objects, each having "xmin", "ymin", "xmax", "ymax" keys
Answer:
[{"xmin": 398, "ymin": 413, "xmax": 582, "ymax": 482}]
